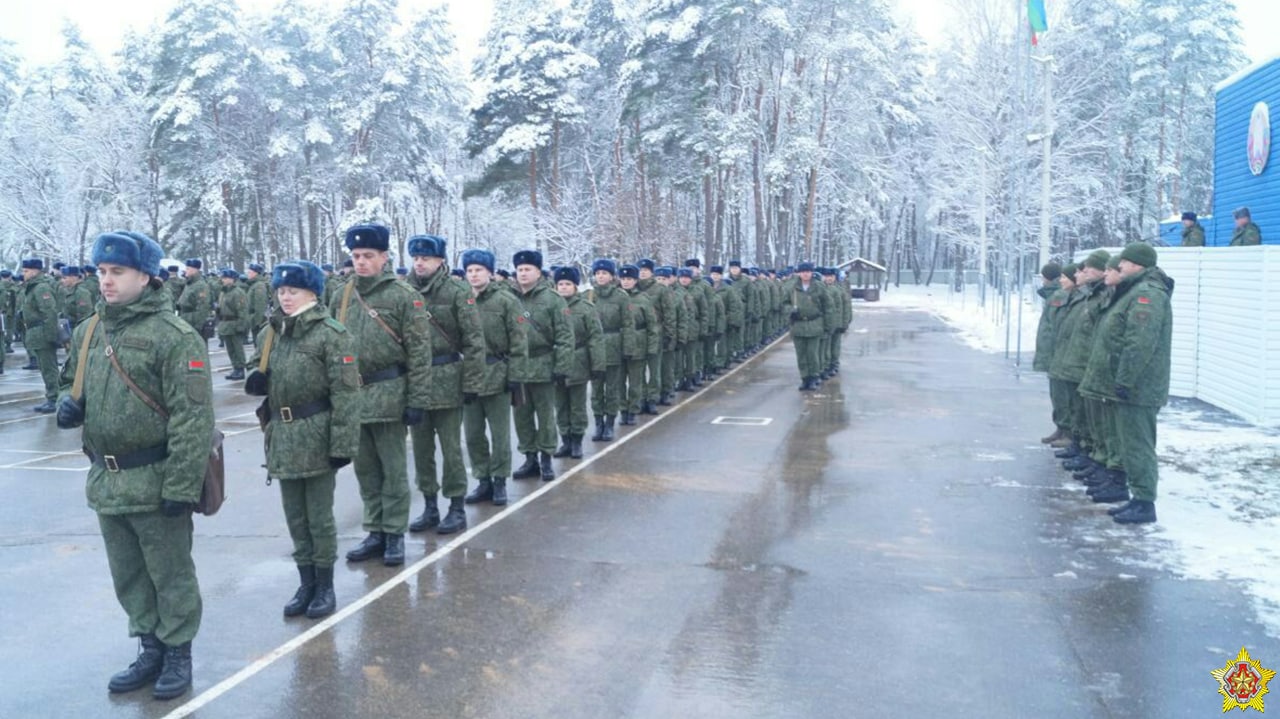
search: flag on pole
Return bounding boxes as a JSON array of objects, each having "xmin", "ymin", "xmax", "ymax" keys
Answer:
[{"xmin": 1028, "ymin": 0, "xmax": 1048, "ymax": 45}]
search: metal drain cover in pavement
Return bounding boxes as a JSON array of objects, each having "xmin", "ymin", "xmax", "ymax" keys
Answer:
[{"xmin": 710, "ymin": 416, "xmax": 773, "ymax": 426}]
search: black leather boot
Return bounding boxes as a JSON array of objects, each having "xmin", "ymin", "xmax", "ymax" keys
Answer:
[
  {"xmin": 539, "ymin": 452, "xmax": 555, "ymax": 481},
  {"xmin": 590, "ymin": 415, "xmax": 606, "ymax": 441},
  {"xmin": 108, "ymin": 633, "xmax": 165, "ymax": 693},
  {"xmin": 437, "ymin": 496, "xmax": 467, "ymax": 534},
  {"xmin": 32, "ymin": 401, "xmax": 55, "ymax": 413},
  {"xmin": 620, "ymin": 411, "xmax": 634, "ymax": 426},
  {"xmin": 224, "ymin": 368, "xmax": 245, "ymax": 381},
  {"xmin": 152, "ymin": 642, "xmax": 192, "ymax": 700},
  {"xmin": 602, "ymin": 415, "xmax": 616, "ymax": 441},
  {"xmin": 1054, "ymin": 442, "xmax": 1080, "ymax": 459},
  {"xmin": 306, "ymin": 566, "xmax": 336, "ymax": 619},
  {"xmin": 491, "ymin": 477, "xmax": 508, "ymax": 506},
  {"xmin": 409, "ymin": 494, "xmax": 441, "ymax": 531},
  {"xmin": 283, "ymin": 565, "xmax": 316, "ymax": 617},
  {"xmin": 382, "ymin": 533, "xmax": 405, "ymax": 566},
  {"xmin": 345, "ymin": 532, "xmax": 385, "ymax": 562},
  {"xmin": 569, "ymin": 434, "xmax": 584, "ymax": 459},
  {"xmin": 1113, "ymin": 500, "xmax": 1157, "ymax": 524},
  {"xmin": 553, "ymin": 436, "xmax": 573, "ymax": 457},
  {"xmin": 512, "ymin": 452, "xmax": 539, "ymax": 479},
  {"xmin": 464, "ymin": 479, "xmax": 493, "ymax": 504},
  {"xmin": 658, "ymin": 392, "xmax": 674, "ymax": 406}
]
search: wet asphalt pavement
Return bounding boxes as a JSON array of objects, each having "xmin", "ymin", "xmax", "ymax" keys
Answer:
[{"xmin": 1, "ymin": 306, "xmax": 1277, "ymax": 718}]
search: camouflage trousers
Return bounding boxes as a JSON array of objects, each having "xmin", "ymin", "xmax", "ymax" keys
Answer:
[
  {"xmin": 827, "ymin": 329, "xmax": 844, "ymax": 368},
  {"xmin": 1114, "ymin": 403, "xmax": 1159, "ymax": 501},
  {"xmin": 1085, "ymin": 398, "xmax": 1120, "ymax": 470},
  {"xmin": 219, "ymin": 332, "xmax": 246, "ymax": 371},
  {"xmin": 793, "ymin": 335, "xmax": 822, "ymax": 379},
  {"xmin": 279, "ymin": 471, "xmax": 337, "ymax": 567},
  {"xmin": 644, "ymin": 353, "xmax": 661, "ymax": 402},
  {"xmin": 411, "ymin": 406, "xmax": 467, "ymax": 499},
  {"xmin": 725, "ymin": 326, "xmax": 742, "ymax": 362},
  {"xmin": 31, "ymin": 341, "xmax": 59, "ymax": 402},
  {"xmin": 1048, "ymin": 378, "xmax": 1073, "ymax": 432},
  {"xmin": 623, "ymin": 357, "xmax": 647, "ymax": 413},
  {"xmin": 514, "ymin": 381, "xmax": 558, "ymax": 455},
  {"xmin": 353, "ymin": 421, "xmax": 410, "ymax": 535},
  {"xmin": 660, "ymin": 348, "xmax": 678, "ymax": 394},
  {"xmin": 555, "ymin": 382, "xmax": 589, "ymax": 436},
  {"xmin": 98, "ymin": 510, "xmax": 202, "ymax": 646},
  {"xmin": 591, "ymin": 364, "xmax": 624, "ymax": 415},
  {"xmin": 464, "ymin": 392, "xmax": 512, "ymax": 479}
]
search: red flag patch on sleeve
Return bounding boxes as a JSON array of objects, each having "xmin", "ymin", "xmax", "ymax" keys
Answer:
[
  {"xmin": 414, "ymin": 300, "xmax": 424, "ymax": 308},
  {"xmin": 1137, "ymin": 296, "xmax": 1151, "ymax": 305},
  {"xmin": 342, "ymin": 356, "xmax": 356, "ymax": 364},
  {"xmin": 467, "ymin": 298, "xmax": 475, "ymax": 305},
  {"xmin": 188, "ymin": 360, "xmax": 205, "ymax": 371},
  {"xmin": 517, "ymin": 316, "xmax": 526, "ymax": 323}
]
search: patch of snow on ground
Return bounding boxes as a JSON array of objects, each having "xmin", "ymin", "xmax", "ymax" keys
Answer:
[{"xmin": 867, "ymin": 283, "xmax": 1043, "ymax": 358}]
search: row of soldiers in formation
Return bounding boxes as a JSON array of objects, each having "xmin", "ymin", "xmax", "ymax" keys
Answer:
[
  {"xmin": 46, "ymin": 223, "xmax": 855, "ymax": 702},
  {"xmin": 1177, "ymin": 206, "xmax": 1262, "ymax": 246},
  {"xmin": 1033, "ymin": 242, "xmax": 1174, "ymax": 525}
]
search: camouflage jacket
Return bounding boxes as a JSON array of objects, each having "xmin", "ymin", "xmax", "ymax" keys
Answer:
[
  {"xmin": 673, "ymin": 284, "xmax": 699, "ymax": 344},
  {"xmin": 511, "ymin": 280, "xmax": 574, "ymax": 382},
  {"xmin": 1033, "ymin": 286, "xmax": 1067, "ymax": 373},
  {"xmin": 782, "ymin": 279, "xmax": 831, "ymax": 338},
  {"xmin": 1049, "ymin": 280, "xmax": 1106, "ymax": 383},
  {"xmin": 216, "ymin": 284, "xmax": 249, "ymax": 336},
  {"xmin": 622, "ymin": 287, "xmax": 660, "ymax": 359},
  {"xmin": 472, "ymin": 281, "xmax": 528, "ymax": 396},
  {"xmin": 64, "ymin": 282, "xmax": 96, "ymax": 328},
  {"xmin": 246, "ymin": 276, "xmax": 271, "ymax": 329},
  {"xmin": 58, "ymin": 287, "xmax": 214, "ymax": 513},
  {"xmin": 563, "ymin": 292, "xmax": 606, "ymax": 385},
  {"xmin": 637, "ymin": 278, "xmax": 679, "ymax": 351},
  {"xmin": 408, "ymin": 268, "xmax": 486, "ymax": 408},
  {"xmin": 716, "ymin": 279, "xmax": 745, "ymax": 329},
  {"xmin": 331, "ymin": 272, "xmax": 432, "ymax": 421},
  {"xmin": 589, "ymin": 282, "xmax": 632, "ymax": 366},
  {"xmin": 20, "ymin": 274, "xmax": 61, "ymax": 347},
  {"xmin": 250, "ymin": 304, "xmax": 361, "ymax": 478},
  {"xmin": 176, "ymin": 275, "xmax": 212, "ymax": 331},
  {"xmin": 1181, "ymin": 223, "xmax": 1205, "ymax": 247},
  {"xmin": 1079, "ymin": 268, "xmax": 1173, "ymax": 407},
  {"xmin": 1229, "ymin": 222, "xmax": 1261, "ymax": 247}
]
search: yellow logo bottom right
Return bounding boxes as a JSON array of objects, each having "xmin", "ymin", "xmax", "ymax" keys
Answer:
[{"xmin": 1212, "ymin": 647, "xmax": 1277, "ymax": 712}]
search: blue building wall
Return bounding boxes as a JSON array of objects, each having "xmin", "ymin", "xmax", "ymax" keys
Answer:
[{"xmin": 1213, "ymin": 59, "xmax": 1280, "ymax": 246}]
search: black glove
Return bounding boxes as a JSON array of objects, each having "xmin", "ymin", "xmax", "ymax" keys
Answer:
[
  {"xmin": 161, "ymin": 499, "xmax": 194, "ymax": 518},
  {"xmin": 56, "ymin": 395, "xmax": 85, "ymax": 429},
  {"xmin": 244, "ymin": 369, "xmax": 269, "ymax": 396},
  {"xmin": 552, "ymin": 373, "xmax": 567, "ymax": 386},
  {"xmin": 328, "ymin": 456, "xmax": 351, "ymax": 469},
  {"xmin": 402, "ymin": 407, "xmax": 426, "ymax": 426},
  {"xmin": 1114, "ymin": 385, "xmax": 1131, "ymax": 401},
  {"xmin": 507, "ymin": 382, "xmax": 521, "ymax": 395},
  {"xmin": 591, "ymin": 371, "xmax": 606, "ymax": 382},
  {"xmin": 789, "ymin": 311, "xmax": 801, "ymax": 322},
  {"xmin": 463, "ymin": 392, "xmax": 478, "ymax": 405}
]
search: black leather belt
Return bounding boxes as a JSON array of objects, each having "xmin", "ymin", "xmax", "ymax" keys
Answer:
[
  {"xmin": 431, "ymin": 353, "xmax": 462, "ymax": 366},
  {"xmin": 634, "ymin": 322, "xmax": 647, "ymax": 330},
  {"xmin": 527, "ymin": 348, "xmax": 551, "ymax": 358},
  {"xmin": 574, "ymin": 340, "xmax": 588, "ymax": 349},
  {"xmin": 485, "ymin": 355, "xmax": 507, "ymax": 365},
  {"xmin": 361, "ymin": 364, "xmax": 407, "ymax": 385},
  {"xmin": 85, "ymin": 444, "xmax": 169, "ymax": 472},
  {"xmin": 273, "ymin": 398, "xmax": 331, "ymax": 423},
  {"xmin": 603, "ymin": 328, "xmax": 620, "ymax": 334}
]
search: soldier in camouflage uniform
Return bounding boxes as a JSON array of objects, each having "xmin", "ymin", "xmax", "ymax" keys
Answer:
[
  {"xmin": 176, "ymin": 259, "xmax": 212, "ymax": 339},
  {"xmin": 20, "ymin": 259, "xmax": 61, "ymax": 411},
  {"xmin": 405, "ymin": 236, "xmax": 486, "ymax": 535},
  {"xmin": 710, "ymin": 266, "xmax": 743, "ymax": 371},
  {"xmin": 588, "ymin": 259, "xmax": 631, "ymax": 441},
  {"xmin": 1050, "ymin": 252, "xmax": 1109, "ymax": 474},
  {"xmin": 246, "ymin": 260, "xmax": 360, "ymax": 620},
  {"xmin": 216, "ymin": 269, "xmax": 249, "ymax": 380},
  {"xmin": 652, "ymin": 267, "xmax": 686, "ymax": 405},
  {"xmin": 511, "ymin": 250, "xmax": 575, "ymax": 481},
  {"xmin": 333, "ymin": 224, "xmax": 433, "ymax": 567},
  {"xmin": 0, "ymin": 270, "xmax": 14, "ymax": 360},
  {"xmin": 1229, "ymin": 206, "xmax": 1262, "ymax": 246},
  {"xmin": 61, "ymin": 265, "xmax": 96, "ymax": 331},
  {"xmin": 783, "ymin": 262, "xmax": 831, "ymax": 391},
  {"xmin": 817, "ymin": 268, "xmax": 845, "ymax": 379},
  {"xmin": 245, "ymin": 262, "xmax": 271, "ymax": 346},
  {"xmin": 1033, "ymin": 262, "xmax": 1066, "ymax": 444},
  {"xmin": 823, "ymin": 268, "xmax": 852, "ymax": 376},
  {"xmin": 82, "ymin": 263, "xmax": 101, "ymax": 304},
  {"xmin": 619, "ymin": 265, "xmax": 659, "ymax": 426},
  {"xmin": 1078, "ymin": 243, "xmax": 1172, "ymax": 524},
  {"xmin": 1179, "ymin": 212, "xmax": 1205, "ymax": 247},
  {"xmin": 56, "ymin": 231, "xmax": 214, "ymax": 701},
  {"xmin": 635, "ymin": 259, "xmax": 675, "ymax": 414},
  {"xmin": 461, "ymin": 250, "xmax": 528, "ymax": 506},
  {"xmin": 553, "ymin": 266, "xmax": 605, "ymax": 459},
  {"xmin": 1076, "ymin": 256, "xmax": 1127, "ymax": 501},
  {"xmin": 673, "ymin": 268, "xmax": 701, "ymax": 391}
]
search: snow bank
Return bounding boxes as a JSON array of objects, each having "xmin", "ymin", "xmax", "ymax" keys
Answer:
[{"xmin": 868, "ymin": 283, "xmax": 1043, "ymax": 358}]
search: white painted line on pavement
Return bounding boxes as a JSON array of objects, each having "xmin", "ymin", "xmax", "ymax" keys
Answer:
[
  {"xmin": 710, "ymin": 416, "xmax": 773, "ymax": 426},
  {"xmin": 161, "ymin": 332, "xmax": 790, "ymax": 719}
]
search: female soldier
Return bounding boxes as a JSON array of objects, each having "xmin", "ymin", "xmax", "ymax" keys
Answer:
[
  {"xmin": 552, "ymin": 266, "xmax": 605, "ymax": 459},
  {"xmin": 245, "ymin": 261, "xmax": 360, "ymax": 619}
]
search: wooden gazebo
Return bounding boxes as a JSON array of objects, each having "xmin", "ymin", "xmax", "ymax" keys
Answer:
[{"xmin": 836, "ymin": 257, "xmax": 887, "ymax": 302}]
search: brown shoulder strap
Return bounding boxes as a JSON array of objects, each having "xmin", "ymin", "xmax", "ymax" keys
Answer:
[
  {"xmin": 70, "ymin": 314, "xmax": 101, "ymax": 402},
  {"xmin": 257, "ymin": 326, "xmax": 276, "ymax": 373},
  {"xmin": 102, "ymin": 328, "xmax": 171, "ymax": 420},
  {"xmin": 338, "ymin": 280, "xmax": 356, "ymax": 325},
  {"xmin": 354, "ymin": 290, "xmax": 403, "ymax": 345}
]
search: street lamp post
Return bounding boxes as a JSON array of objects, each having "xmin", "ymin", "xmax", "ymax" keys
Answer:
[{"xmin": 1031, "ymin": 53, "xmax": 1054, "ymax": 270}]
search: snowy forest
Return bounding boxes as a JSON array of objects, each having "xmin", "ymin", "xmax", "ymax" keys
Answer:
[{"xmin": 0, "ymin": 0, "xmax": 1247, "ymax": 282}]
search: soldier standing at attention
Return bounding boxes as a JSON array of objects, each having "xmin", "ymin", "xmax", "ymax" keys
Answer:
[
  {"xmin": 1229, "ymin": 206, "xmax": 1262, "ymax": 246},
  {"xmin": 553, "ymin": 266, "xmax": 605, "ymax": 459},
  {"xmin": 405, "ymin": 235, "xmax": 486, "ymax": 536},
  {"xmin": 1077, "ymin": 255, "xmax": 1128, "ymax": 502},
  {"xmin": 246, "ymin": 260, "xmax": 360, "ymax": 619},
  {"xmin": 635, "ymin": 259, "xmax": 675, "ymax": 414},
  {"xmin": 56, "ymin": 231, "xmax": 214, "ymax": 701},
  {"xmin": 674, "ymin": 267, "xmax": 701, "ymax": 392},
  {"xmin": 20, "ymin": 258, "xmax": 61, "ymax": 412},
  {"xmin": 710, "ymin": 265, "xmax": 744, "ymax": 371},
  {"xmin": 61, "ymin": 265, "xmax": 96, "ymax": 328},
  {"xmin": 784, "ymin": 262, "xmax": 830, "ymax": 391},
  {"xmin": 176, "ymin": 259, "xmax": 211, "ymax": 338},
  {"xmin": 245, "ymin": 262, "xmax": 270, "ymax": 346},
  {"xmin": 1052, "ymin": 251, "xmax": 1110, "ymax": 476},
  {"xmin": 216, "ymin": 269, "xmax": 250, "ymax": 381},
  {"xmin": 653, "ymin": 267, "xmax": 687, "ymax": 405},
  {"xmin": 588, "ymin": 259, "xmax": 630, "ymax": 441},
  {"xmin": 618, "ymin": 264, "xmax": 659, "ymax": 426},
  {"xmin": 0, "ymin": 269, "xmax": 14, "ymax": 361},
  {"xmin": 82, "ymin": 263, "xmax": 101, "ymax": 304},
  {"xmin": 1033, "ymin": 262, "xmax": 1068, "ymax": 445},
  {"xmin": 334, "ymin": 224, "xmax": 432, "ymax": 567},
  {"xmin": 511, "ymin": 250, "xmax": 575, "ymax": 481},
  {"xmin": 822, "ymin": 267, "xmax": 851, "ymax": 377},
  {"xmin": 1180, "ymin": 212, "xmax": 1205, "ymax": 247},
  {"xmin": 461, "ymin": 250, "xmax": 528, "ymax": 507},
  {"xmin": 1078, "ymin": 244, "xmax": 1172, "ymax": 524}
]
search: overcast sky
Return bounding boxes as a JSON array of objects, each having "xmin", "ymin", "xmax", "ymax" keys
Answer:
[{"xmin": 2, "ymin": 0, "xmax": 1277, "ymax": 71}]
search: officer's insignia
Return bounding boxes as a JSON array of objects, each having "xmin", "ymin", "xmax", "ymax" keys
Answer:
[
  {"xmin": 341, "ymin": 355, "xmax": 356, "ymax": 364},
  {"xmin": 188, "ymin": 360, "xmax": 206, "ymax": 370},
  {"xmin": 1137, "ymin": 296, "xmax": 1151, "ymax": 305},
  {"xmin": 105, "ymin": 244, "xmax": 114, "ymax": 253},
  {"xmin": 1212, "ymin": 647, "xmax": 1275, "ymax": 712},
  {"xmin": 355, "ymin": 234, "xmax": 362, "ymax": 242}
]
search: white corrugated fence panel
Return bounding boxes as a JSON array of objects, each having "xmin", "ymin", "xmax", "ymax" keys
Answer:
[
  {"xmin": 1158, "ymin": 248, "xmax": 1201, "ymax": 398},
  {"xmin": 1196, "ymin": 247, "xmax": 1268, "ymax": 423}
]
